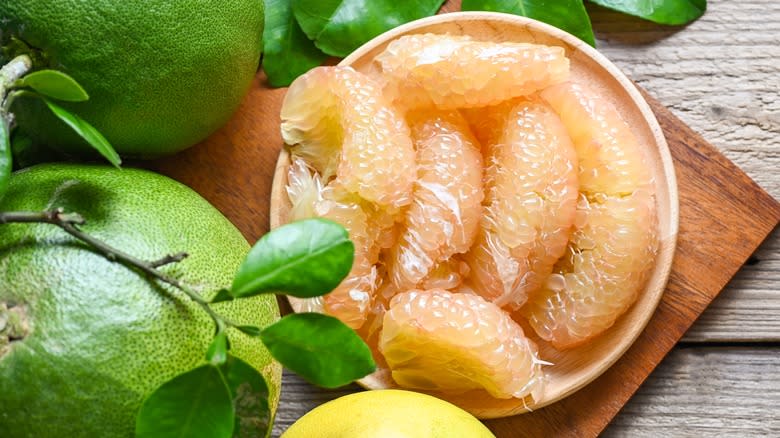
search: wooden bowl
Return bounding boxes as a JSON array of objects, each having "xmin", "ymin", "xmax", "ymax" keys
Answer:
[{"xmin": 270, "ymin": 12, "xmax": 679, "ymax": 419}]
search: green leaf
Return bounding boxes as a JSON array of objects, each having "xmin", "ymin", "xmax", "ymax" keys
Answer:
[
  {"xmin": 41, "ymin": 97, "xmax": 121, "ymax": 167},
  {"xmin": 588, "ymin": 0, "xmax": 706, "ymax": 25},
  {"xmin": 220, "ymin": 355, "xmax": 271, "ymax": 437},
  {"xmin": 16, "ymin": 69, "xmax": 89, "ymax": 102},
  {"xmin": 211, "ymin": 288, "xmax": 234, "ymax": 304},
  {"xmin": 0, "ymin": 119, "xmax": 11, "ymax": 202},
  {"xmin": 292, "ymin": 0, "xmax": 446, "ymax": 57},
  {"xmin": 230, "ymin": 218, "xmax": 354, "ymax": 299},
  {"xmin": 260, "ymin": 313, "xmax": 375, "ymax": 388},
  {"xmin": 236, "ymin": 325, "xmax": 264, "ymax": 337},
  {"xmin": 206, "ymin": 332, "xmax": 229, "ymax": 366},
  {"xmin": 463, "ymin": 0, "xmax": 595, "ymax": 46},
  {"xmin": 262, "ymin": 0, "xmax": 329, "ymax": 87},
  {"xmin": 135, "ymin": 365, "xmax": 235, "ymax": 438}
]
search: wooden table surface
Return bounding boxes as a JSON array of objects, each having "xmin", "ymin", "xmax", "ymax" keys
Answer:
[{"xmin": 271, "ymin": 2, "xmax": 780, "ymax": 436}]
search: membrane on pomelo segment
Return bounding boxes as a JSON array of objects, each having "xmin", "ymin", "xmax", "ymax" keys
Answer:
[
  {"xmin": 462, "ymin": 98, "xmax": 578, "ymax": 309},
  {"xmin": 387, "ymin": 110, "xmax": 483, "ymax": 291},
  {"xmin": 373, "ymin": 34, "xmax": 569, "ymax": 110},
  {"xmin": 286, "ymin": 159, "xmax": 380, "ymax": 329},
  {"xmin": 281, "ymin": 66, "xmax": 416, "ymax": 211},
  {"xmin": 379, "ymin": 289, "xmax": 544, "ymax": 401},
  {"xmin": 521, "ymin": 82, "xmax": 659, "ymax": 349}
]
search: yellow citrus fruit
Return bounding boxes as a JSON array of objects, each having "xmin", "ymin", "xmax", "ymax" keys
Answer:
[
  {"xmin": 0, "ymin": 164, "xmax": 281, "ymax": 437},
  {"xmin": 463, "ymin": 97, "xmax": 578, "ymax": 309},
  {"xmin": 374, "ymin": 33, "xmax": 569, "ymax": 110},
  {"xmin": 521, "ymin": 82, "xmax": 659, "ymax": 349},
  {"xmin": 281, "ymin": 390, "xmax": 495, "ymax": 438}
]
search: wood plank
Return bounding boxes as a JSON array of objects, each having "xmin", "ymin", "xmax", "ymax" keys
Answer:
[
  {"xmin": 586, "ymin": 1, "xmax": 780, "ymax": 342},
  {"xmin": 272, "ymin": 347, "xmax": 780, "ymax": 437},
  {"xmin": 604, "ymin": 347, "xmax": 780, "ymax": 437},
  {"xmin": 683, "ymin": 234, "xmax": 780, "ymax": 342}
]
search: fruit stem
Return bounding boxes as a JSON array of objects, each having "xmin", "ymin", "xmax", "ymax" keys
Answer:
[
  {"xmin": 0, "ymin": 208, "xmax": 239, "ymax": 331},
  {"xmin": 0, "ymin": 55, "xmax": 33, "ymax": 115}
]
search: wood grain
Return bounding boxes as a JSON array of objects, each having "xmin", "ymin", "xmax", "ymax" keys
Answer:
[
  {"xmin": 147, "ymin": 1, "xmax": 780, "ymax": 436},
  {"xmin": 604, "ymin": 347, "xmax": 780, "ymax": 437},
  {"xmin": 273, "ymin": 347, "xmax": 780, "ymax": 437}
]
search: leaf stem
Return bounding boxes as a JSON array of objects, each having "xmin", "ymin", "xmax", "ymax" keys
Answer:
[
  {"xmin": 0, "ymin": 55, "xmax": 33, "ymax": 114},
  {"xmin": 0, "ymin": 208, "xmax": 238, "ymax": 331}
]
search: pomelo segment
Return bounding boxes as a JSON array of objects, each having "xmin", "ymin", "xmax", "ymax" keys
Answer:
[
  {"xmin": 373, "ymin": 34, "xmax": 569, "ymax": 110},
  {"xmin": 281, "ymin": 66, "xmax": 416, "ymax": 211},
  {"xmin": 387, "ymin": 110, "xmax": 483, "ymax": 291},
  {"xmin": 521, "ymin": 83, "xmax": 659, "ymax": 349},
  {"xmin": 462, "ymin": 98, "xmax": 579, "ymax": 309},
  {"xmin": 379, "ymin": 289, "xmax": 544, "ymax": 401},
  {"xmin": 286, "ymin": 159, "xmax": 380, "ymax": 329}
]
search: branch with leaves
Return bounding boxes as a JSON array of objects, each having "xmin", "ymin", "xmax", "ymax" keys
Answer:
[
  {"xmin": 0, "ymin": 209, "xmax": 376, "ymax": 437},
  {"xmin": 261, "ymin": 0, "xmax": 707, "ymax": 86},
  {"xmin": 0, "ymin": 53, "xmax": 120, "ymax": 201}
]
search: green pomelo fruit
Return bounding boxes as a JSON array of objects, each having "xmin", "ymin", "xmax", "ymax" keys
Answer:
[
  {"xmin": 0, "ymin": 0, "xmax": 264, "ymax": 158},
  {"xmin": 0, "ymin": 164, "xmax": 281, "ymax": 437}
]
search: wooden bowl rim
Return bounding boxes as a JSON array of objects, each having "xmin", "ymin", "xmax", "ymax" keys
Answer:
[{"xmin": 270, "ymin": 11, "xmax": 679, "ymax": 418}]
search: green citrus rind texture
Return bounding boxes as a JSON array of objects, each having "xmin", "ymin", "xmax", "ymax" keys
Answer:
[
  {"xmin": 0, "ymin": 164, "xmax": 281, "ymax": 437},
  {"xmin": 0, "ymin": 0, "xmax": 264, "ymax": 158}
]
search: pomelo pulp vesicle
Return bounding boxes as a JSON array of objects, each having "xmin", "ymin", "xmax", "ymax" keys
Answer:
[
  {"xmin": 521, "ymin": 82, "xmax": 659, "ymax": 349},
  {"xmin": 373, "ymin": 33, "xmax": 570, "ymax": 111},
  {"xmin": 281, "ymin": 66, "xmax": 416, "ymax": 212},
  {"xmin": 387, "ymin": 110, "xmax": 483, "ymax": 292},
  {"xmin": 286, "ymin": 158, "xmax": 382, "ymax": 329},
  {"xmin": 463, "ymin": 97, "xmax": 579, "ymax": 309},
  {"xmin": 379, "ymin": 289, "xmax": 544, "ymax": 401},
  {"xmin": 0, "ymin": 164, "xmax": 281, "ymax": 437}
]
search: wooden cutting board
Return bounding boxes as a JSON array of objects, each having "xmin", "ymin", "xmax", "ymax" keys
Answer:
[{"xmin": 149, "ymin": 4, "xmax": 780, "ymax": 436}]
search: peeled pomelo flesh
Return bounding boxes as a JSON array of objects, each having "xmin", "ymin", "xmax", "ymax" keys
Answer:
[
  {"xmin": 286, "ymin": 159, "xmax": 380, "ymax": 329},
  {"xmin": 462, "ymin": 98, "xmax": 578, "ymax": 309},
  {"xmin": 387, "ymin": 110, "xmax": 483, "ymax": 291},
  {"xmin": 379, "ymin": 289, "xmax": 544, "ymax": 401},
  {"xmin": 373, "ymin": 33, "xmax": 569, "ymax": 110},
  {"xmin": 520, "ymin": 82, "xmax": 659, "ymax": 349},
  {"xmin": 281, "ymin": 66, "xmax": 416, "ymax": 211}
]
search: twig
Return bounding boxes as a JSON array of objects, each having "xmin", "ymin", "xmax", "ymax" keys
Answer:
[
  {"xmin": 150, "ymin": 252, "xmax": 189, "ymax": 268},
  {"xmin": 0, "ymin": 208, "xmax": 235, "ymax": 331}
]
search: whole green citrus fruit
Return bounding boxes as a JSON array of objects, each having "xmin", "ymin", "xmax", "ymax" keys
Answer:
[
  {"xmin": 282, "ymin": 390, "xmax": 496, "ymax": 438},
  {"xmin": 0, "ymin": 164, "xmax": 281, "ymax": 437},
  {"xmin": 0, "ymin": 0, "xmax": 264, "ymax": 158}
]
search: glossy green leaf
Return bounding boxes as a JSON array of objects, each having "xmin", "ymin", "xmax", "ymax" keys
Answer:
[
  {"xmin": 211, "ymin": 288, "xmax": 234, "ymax": 304},
  {"xmin": 292, "ymin": 0, "xmax": 446, "ymax": 57},
  {"xmin": 236, "ymin": 325, "xmax": 263, "ymax": 337},
  {"xmin": 220, "ymin": 355, "xmax": 270, "ymax": 437},
  {"xmin": 16, "ymin": 69, "xmax": 89, "ymax": 102},
  {"xmin": 588, "ymin": 0, "xmax": 706, "ymax": 25},
  {"xmin": 261, "ymin": 313, "xmax": 375, "ymax": 388},
  {"xmin": 0, "ymin": 119, "xmax": 11, "ymax": 202},
  {"xmin": 135, "ymin": 365, "xmax": 234, "ymax": 438},
  {"xmin": 206, "ymin": 332, "xmax": 229, "ymax": 366},
  {"xmin": 463, "ymin": 0, "xmax": 595, "ymax": 46},
  {"xmin": 230, "ymin": 218, "xmax": 354, "ymax": 299},
  {"xmin": 41, "ymin": 97, "xmax": 121, "ymax": 167},
  {"xmin": 263, "ymin": 0, "xmax": 328, "ymax": 87}
]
